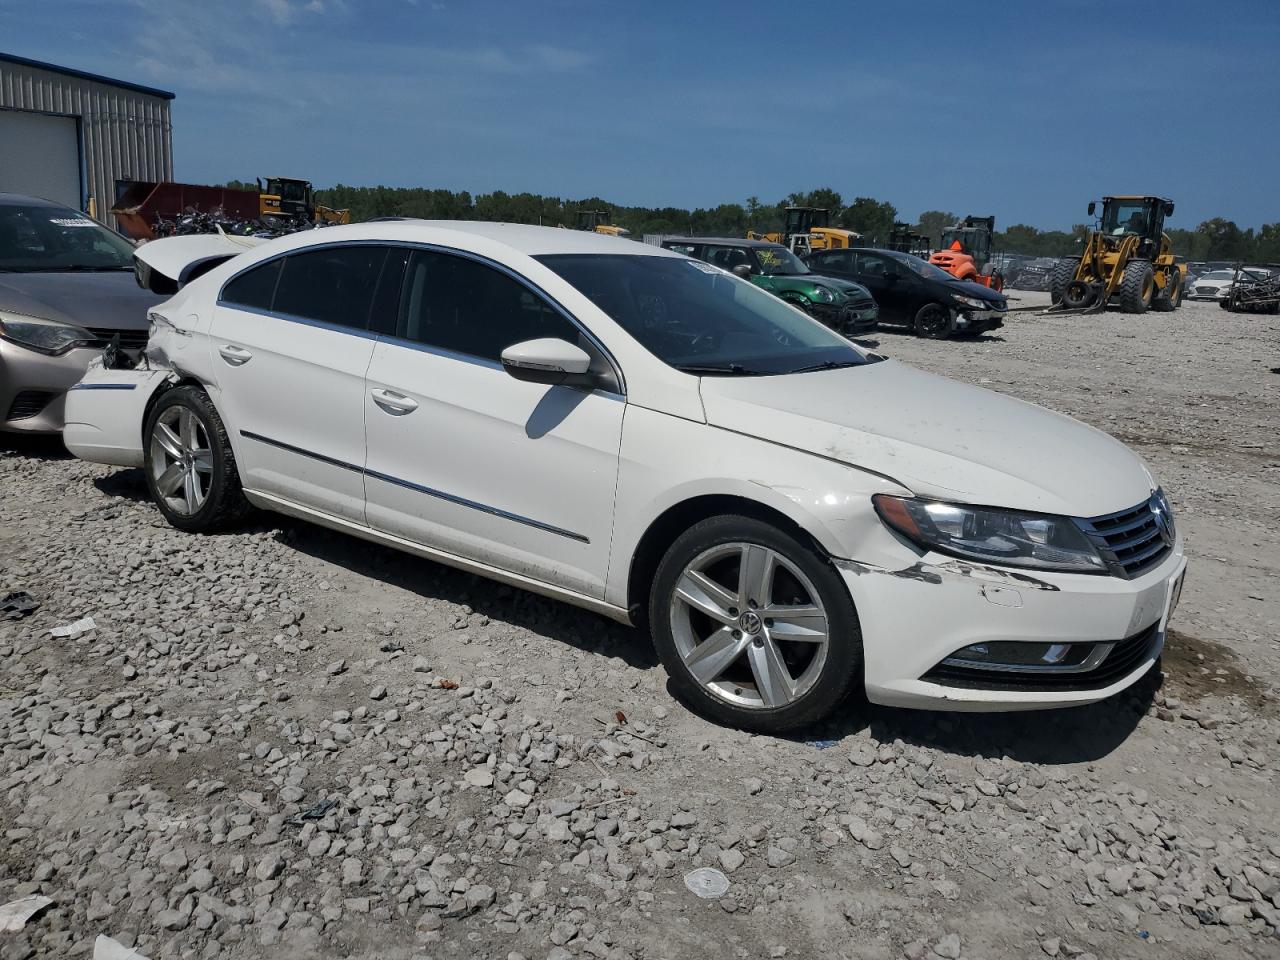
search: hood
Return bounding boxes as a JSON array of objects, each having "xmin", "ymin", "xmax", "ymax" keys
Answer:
[
  {"xmin": 698, "ymin": 359, "xmax": 1154, "ymax": 518},
  {"xmin": 801, "ymin": 273, "xmax": 873, "ymax": 299},
  {"xmin": 0, "ymin": 271, "xmax": 162, "ymax": 331}
]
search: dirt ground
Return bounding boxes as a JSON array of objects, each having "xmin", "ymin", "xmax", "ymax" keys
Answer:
[{"xmin": 1, "ymin": 294, "xmax": 1277, "ymax": 960}]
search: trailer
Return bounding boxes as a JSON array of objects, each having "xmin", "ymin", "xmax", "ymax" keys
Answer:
[{"xmin": 111, "ymin": 180, "xmax": 261, "ymax": 240}]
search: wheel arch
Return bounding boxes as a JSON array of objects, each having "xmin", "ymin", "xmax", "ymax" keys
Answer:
[{"xmin": 625, "ymin": 493, "xmax": 832, "ymax": 625}]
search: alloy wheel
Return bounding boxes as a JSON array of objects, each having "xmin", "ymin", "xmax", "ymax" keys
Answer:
[
  {"xmin": 150, "ymin": 406, "xmax": 213, "ymax": 516},
  {"xmin": 669, "ymin": 542, "xmax": 829, "ymax": 709}
]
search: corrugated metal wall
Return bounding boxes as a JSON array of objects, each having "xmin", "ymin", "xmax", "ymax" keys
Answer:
[{"xmin": 0, "ymin": 58, "xmax": 173, "ymax": 222}]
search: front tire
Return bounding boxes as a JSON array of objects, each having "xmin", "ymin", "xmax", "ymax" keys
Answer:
[
  {"xmin": 1118, "ymin": 261, "xmax": 1155, "ymax": 314},
  {"xmin": 913, "ymin": 302, "xmax": 952, "ymax": 339},
  {"xmin": 1049, "ymin": 256, "xmax": 1081, "ymax": 305},
  {"xmin": 649, "ymin": 515, "xmax": 863, "ymax": 733},
  {"xmin": 143, "ymin": 385, "xmax": 250, "ymax": 532}
]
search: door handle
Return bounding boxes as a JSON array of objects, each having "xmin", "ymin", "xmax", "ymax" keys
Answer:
[
  {"xmin": 218, "ymin": 344, "xmax": 252, "ymax": 366},
  {"xmin": 370, "ymin": 387, "xmax": 418, "ymax": 415}
]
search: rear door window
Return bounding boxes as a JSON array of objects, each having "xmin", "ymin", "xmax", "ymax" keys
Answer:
[
  {"xmin": 221, "ymin": 258, "xmax": 282, "ymax": 311},
  {"xmin": 272, "ymin": 245, "xmax": 389, "ymax": 330}
]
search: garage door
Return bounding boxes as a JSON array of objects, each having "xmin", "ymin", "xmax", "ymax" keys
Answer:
[{"xmin": 0, "ymin": 109, "xmax": 82, "ymax": 209}]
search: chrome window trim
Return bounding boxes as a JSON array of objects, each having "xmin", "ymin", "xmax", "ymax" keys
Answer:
[
  {"xmin": 216, "ymin": 238, "xmax": 626, "ymax": 397},
  {"xmin": 239, "ymin": 430, "xmax": 589, "ymax": 543}
]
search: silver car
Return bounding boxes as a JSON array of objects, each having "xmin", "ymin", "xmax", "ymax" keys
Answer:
[{"xmin": 0, "ymin": 193, "xmax": 161, "ymax": 433}]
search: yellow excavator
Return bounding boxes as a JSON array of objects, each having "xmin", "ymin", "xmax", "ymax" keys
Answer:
[
  {"xmin": 257, "ymin": 177, "xmax": 351, "ymax": 225},
  {"xmin": 1049, "ymin": 196, "xmax": 1183, "ymax": 313},
  {"xmin": 748, "ymin": 206, "xmax": 861, "ymax": 254},
  {"xmin": 574, "ymin": 209, "xmax": 631, "ymax": 237}
]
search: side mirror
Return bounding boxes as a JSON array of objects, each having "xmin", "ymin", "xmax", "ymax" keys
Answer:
[
  {"xmin": 731, "ymin": 264, "xmax": 752, "ymax": 279},
  {"xmin": 1087, "ymin": 201, "xmax": 1096, "ymax": 217},
  {"xmin": 500, "ymin": 338, "xmax": 592, "ymax": 386}
]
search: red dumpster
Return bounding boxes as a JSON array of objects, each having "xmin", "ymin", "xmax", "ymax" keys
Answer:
[{"xmin": 111, "ymin": 180, "xmax": 262, "ymax": 240}]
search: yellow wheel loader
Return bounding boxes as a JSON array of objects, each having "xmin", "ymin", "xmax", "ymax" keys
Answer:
[
  {"xmin": 574, "ymin": 209, "xmax": 631, "ymax": 237},
  {"xmin": 748, "ymin": 206, "xmax": 861, "ymax": 255},
  {"xmin": 1049, "ymin": 196, "xmax": 1184, "ymax": 314},
  {"xmin": 258, "ymin": 177, "xmax": 351, "ymax": 225}
]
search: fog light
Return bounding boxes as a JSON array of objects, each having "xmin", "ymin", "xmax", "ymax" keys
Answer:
[{"xmin": 943, "ymin": 641, "xmax": 1089, "ymax": 671}]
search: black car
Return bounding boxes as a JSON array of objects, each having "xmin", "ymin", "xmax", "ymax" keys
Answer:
[
  {"xmin": 658, "ymin": 237, "xmax": 879, "ymax": 336},
  {"xmin": 1009, "ymin": 257, "xmax": 1058, "ymax": 292},
  {"xmin": 804, "ymin": 247, "xmax": 1007, "ymax": 338}
]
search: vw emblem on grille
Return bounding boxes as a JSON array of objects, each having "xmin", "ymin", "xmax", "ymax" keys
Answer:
[{"xmin": 1150, "ymin": 498, "xmax": 1173, "ymax": 546}]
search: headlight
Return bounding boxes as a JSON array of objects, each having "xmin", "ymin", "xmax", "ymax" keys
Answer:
[
  {"xmin": 811, "ymin": 285, "xmax": 836, "ymax": 303},
  {"xmin": 0, "ymin": 312, "xmax": 98, "ymax": 356},
  {"xmin": 951, "ymin": 294, "xmax": 989, "ymax": 309},
  {"xmin": 872, "ymin": 495, "xmax": 1107, "ymax": 573}
]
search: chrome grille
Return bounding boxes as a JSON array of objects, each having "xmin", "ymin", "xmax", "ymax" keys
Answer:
[
  {"xmin": 88, "ymin": 328, "xmax": 149, "ymax": 350},
  {"xmin": 1077, "ymin": 491, "xmax": 1174, "ymax": 579}
]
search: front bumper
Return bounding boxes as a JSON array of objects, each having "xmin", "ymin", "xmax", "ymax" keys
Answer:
[
  {"xmin": 954, "ymin": 308, "xmax": 1005, "ymax": 334},
  {"xmin": 811, "ymin": 302, "xmax": 879, "ymax": 335},
  {"xmin": 838, "ymin": 534, "xmax": 1186, "ymax": 711},
  {"xmin": 0, "ymin": 341, "xmax": 104, "ymax": 434}
]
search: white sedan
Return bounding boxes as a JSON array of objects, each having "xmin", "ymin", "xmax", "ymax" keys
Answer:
[
  {"xmin": 63, "ymin": 221, "xmax": 1186, "ymax": 731},
  {"xmin": 1187, "ymin": 268, "xmax": 1270, "ymax": 300}
]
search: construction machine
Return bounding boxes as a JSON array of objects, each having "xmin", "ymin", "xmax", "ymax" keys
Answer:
[
  {"xmin": 257, "ymin": 177, "xmax": 351, "ymax": 225},
  {"xmin": 929, "ymin": 215, "xmax": 1002, "ymax": 291},
  {"xmin": 574, "ymin": 209, "xmax": 631, "ymax": 238},
  {"xmin": 1049, "ymin": 197, "xmax": 1183, "ymax": 314},
  {"xmin": 888, "ymin": 222, "xmax": 931, "ymax": 259},
  {"xmin": 748, "ymin": 206, "xmax": 861, "ymax": 255}
]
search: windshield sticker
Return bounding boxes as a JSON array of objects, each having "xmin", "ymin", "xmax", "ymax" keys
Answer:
[
  {"xmin": 49, "ymin": 218, "xmax": 96, "ymax": 227},
  {"xmin": 686, "ymin": 260, "xmax": 720, "ymax": 274},
  {"xmin": 757, "ymin": 250, "xmax": 782, "ymax": 267}
]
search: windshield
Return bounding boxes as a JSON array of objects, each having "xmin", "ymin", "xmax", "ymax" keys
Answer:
[
  {"xmin": 1101, "ymin": 201, "xmax": 1150, "ymax": 237},
  {"xmin": 537, "ymin": 254, "xmax": 875, "ymax": 376},
  {"xmin": 884, "ymin": 250, "xmax": 961, "ymax": 283},
  {"xmin": 754, "ymin": 245, "xmax": 810, "ymax": 276},
  {"xmin": 0, "ymin": 203, "xmax": 135, "ymax": 271},
  {"xmin": 1201, "ymin": 271, "xmax": 1234, "ymax": 281}
]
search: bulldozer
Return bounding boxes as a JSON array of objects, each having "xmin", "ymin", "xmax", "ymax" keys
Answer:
[
  {"xmin": 257, "ymin": 177, "xmax": 351, "ymax": 225},
  {"xmin": 748, "ymin": 206, "xmax": 861, "ymax": 254},
  {"xmin": 574, "ymin": 209, "xmax": 631, "ymax": 238},
  {"xmin": 1049, "ymin": 197, "xmax": 1183, "ymax": 314},
  {"xmin": 929, "ymin": 215, "xmax": 1003, "ymax": 291}
]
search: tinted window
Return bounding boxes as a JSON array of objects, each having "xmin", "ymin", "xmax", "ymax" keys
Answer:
[
  {"xmin": 221, "ymin": 258, "xmax": 282, "ymax": 310},
  {"xmin": 272, "ymin": 245, "xmax": 388, "ymax": 329},
  {"xmin": 399, "ymin": 250, "xmax": 578, "ymax": 362},
  {"xmin": 701, "ymin": 245, "xmax": 753, "ymax": 271},
  {"xmin": 810, "ymin": 250, "xmax": 852, "ymax": 272},
  {"xmin": 369, "ymin": 247, "xmax": 409, "ymax": 336},
  {"xmin": 539, "ymin": 254, "xmax": 876, "ymax": 377}
]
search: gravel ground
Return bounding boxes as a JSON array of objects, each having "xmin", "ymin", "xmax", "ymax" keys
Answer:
[{"xmin": 1, "ymin": 296, "xmax": 1277, "ymax": 960}]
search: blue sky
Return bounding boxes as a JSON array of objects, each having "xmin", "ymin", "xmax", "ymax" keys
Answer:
[{"xmin": 4, "ymin": 0, "xmax": 1278, "ymax": 230}]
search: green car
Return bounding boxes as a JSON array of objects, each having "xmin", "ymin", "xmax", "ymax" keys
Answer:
[{"xmin": 660, "ymin": 237, "xmax": 878, "ymax": 335}]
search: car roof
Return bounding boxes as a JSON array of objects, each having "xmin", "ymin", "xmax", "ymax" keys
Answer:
[
  {"xmin": 291, "ymin": 219, "xmax": 684, "ymax": 259},
  {"xmin": 661, "ymin": 237, "xmax": 785, "ymax": 249}
]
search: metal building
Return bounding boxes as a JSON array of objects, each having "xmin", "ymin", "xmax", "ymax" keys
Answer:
[{"xmin": 0, "ymin": 52, "xmax": 174, "ymax": 221}]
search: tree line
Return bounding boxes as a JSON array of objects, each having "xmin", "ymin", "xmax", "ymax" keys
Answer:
[{"xmin": 229, "ymin": 181, "xmax": 1280, "ymax": 265}]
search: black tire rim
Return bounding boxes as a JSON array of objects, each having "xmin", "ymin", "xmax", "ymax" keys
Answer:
[{"xmin": 917, "ymin": 304, "xmax": 949, "ymax": 337}]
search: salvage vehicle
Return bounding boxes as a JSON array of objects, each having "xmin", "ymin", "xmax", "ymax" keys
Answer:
[
  {"xmin": 1186, "ymin": 267, "xmax": 1270, "ymax": 301},
  {"xmin": 805, "ymin": 247, "xmax": 1007, "ymax": 338},
  {"xmin": 1011, "ymin": 257, "xmax": 1057, "ymax": 291},
  {"xmin": 63, "ymin": 222, "xmax": 1186, "ymax": 732},
  {"xmin": 0, "ymin": 193, "xmax": 162, "ymax": 433},
  {"xmin": 660, "ymin": 237, "xmax": 877, "ymax": 335},
  {"xmin": 1049, "ymin": 197, "xmax": 1184, "ymax": 314}
]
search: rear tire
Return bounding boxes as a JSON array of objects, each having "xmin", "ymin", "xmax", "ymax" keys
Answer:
[
  {"xmin": 1151, "ymin": 267, "xmax": 1182, "ymax": 312},
  {"xmin": 1118, "ymin": 261, "xmax": 1155, "ymax": 314},
  {"xmin": 913, "ymin": 302, "xmax": 952, "ymax": 339},
  {"xmin": 143, "ymin": 385, "xmax": 250, "ymax": 533},
  {"xmin": 1049, "ymin": 256, "xmax": 1081, "ymax": 305},
  {"xmin": 649, "ymin": 515, "xmax": 863, "ymax": 733}
]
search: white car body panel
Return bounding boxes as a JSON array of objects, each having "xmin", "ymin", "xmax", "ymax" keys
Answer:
[
  {"xmin": 134, "ymin": 233, "xmax": 266, "ymax": 288},
  {"xmin": 210, "ymin": 302, "xmax": 372, "ymax": 524},
  {"xmin": 63, "ymin": 221, "xmax": 1188, "ymax": 715},
  {"xmin": 363, "ymin": 336, "xmax": 624, "ymax": 598}
]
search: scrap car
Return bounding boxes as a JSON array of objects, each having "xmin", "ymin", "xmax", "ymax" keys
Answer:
[{"xmin": 63, "ymin": 221, "xmax": 1185, "ymax": 732}]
